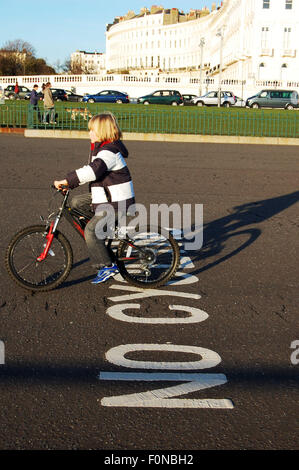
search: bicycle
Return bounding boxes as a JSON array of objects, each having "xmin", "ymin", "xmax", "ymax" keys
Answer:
[{"xmin": 5, "ymin": 187, "xmax": 180, "ymax": 292}]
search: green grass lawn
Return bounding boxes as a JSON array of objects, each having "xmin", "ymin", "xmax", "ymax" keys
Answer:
[{"xmin": 1, "ymin": 100, "xmax": 299, "ymax": 138}]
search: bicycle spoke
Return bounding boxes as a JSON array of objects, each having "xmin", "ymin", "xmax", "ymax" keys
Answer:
[
  {"xmin": 7, "ymin": 227, "xmax": 72, "ymax": 289},
  {"xmin": 17, "ymin": 259, "xmax": 37, "ymax": 274},
  {"xmin": 117, "ymin": 227, "xmax": 179, "ymax": 287}
]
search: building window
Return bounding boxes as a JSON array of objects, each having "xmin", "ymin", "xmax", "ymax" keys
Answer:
[
  {"xmin": 263, "ymin": 0, "xmax": 270, "ymax": 8},
  {"xmin": 285, "ymin": 0, "xmax": 292, "ymax": 9},
  {"xmin": 284, "ymin": 27, "xmax": 291, "ymax": 49},
  {"xmin": 261, "ymin": 27, "xmax": 269, "ymax": 48}
]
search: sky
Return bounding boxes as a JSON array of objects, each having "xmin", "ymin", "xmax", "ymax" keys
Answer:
[{"xmin": 0, "ymin": 0, "xmax": 218, "ymax": 68}]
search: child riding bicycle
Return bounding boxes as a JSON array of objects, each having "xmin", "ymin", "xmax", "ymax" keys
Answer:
[{"xmin": 54, "ymin": 112, "xmax": 135, "ymax": 284}]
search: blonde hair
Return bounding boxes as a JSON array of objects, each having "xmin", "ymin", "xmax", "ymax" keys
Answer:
[{"xmin": 88, "ymin": 113, "xmax": 122, "ymax": 142}]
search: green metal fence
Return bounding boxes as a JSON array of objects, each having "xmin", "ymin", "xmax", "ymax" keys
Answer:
[{"xmin": 1, "ymin": 101, "xmax": 299, "ymax": 138}]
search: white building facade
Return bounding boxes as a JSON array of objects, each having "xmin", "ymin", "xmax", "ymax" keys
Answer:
[
  {"xmin": 0, "ymin": 0, "xmax": 298, "ymax": 99},
  {"xmin": 106, "ymin": 0, "xmax": 299, "ymax": 87},
  {"xmin": 71, "ymin": 50, "xmax": 106, "ymax": 74}
]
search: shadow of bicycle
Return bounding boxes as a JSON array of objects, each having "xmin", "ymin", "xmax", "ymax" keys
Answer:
[
  {"xmin": 185, "ymin": 191, "xmax": 299, "ymax": 276},
  {"xmin": 59, "ymin": 191, "xmax": 299, "ymax": 288}
]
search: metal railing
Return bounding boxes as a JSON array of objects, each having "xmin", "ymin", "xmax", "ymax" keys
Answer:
[{"xmin": 1, "ymin": 102, "xmax": 299, "ymax": 138}]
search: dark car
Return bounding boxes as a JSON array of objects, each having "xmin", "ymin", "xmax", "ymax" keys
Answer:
[
  {"xmin": 137, "ymin": 90, "xmax": 183, "ymax": 106},
  {"xmin": 5, "ymin": 85, "xmax": 31, "ymax": 100},
  {"xmin": 181, "ymin": 94, "xmax": 197, "ymax": 106},
  {"xmin": 65, "ymin": 90, "xmax": 83, "ymax": 102},
  {"xmin": 82, "ymin": 90, "xmax": 129, "ymax": 104},
  {"xmin": 49, "ymin": 88, "xmax": 68, "ymax": 101},
  {"xmin": 246, "ymin": 89, "xmax": 299, "ymax": 109},
  {"xmin": 27, "ymin": 88, "xmax": 68, "ymax": 102}
]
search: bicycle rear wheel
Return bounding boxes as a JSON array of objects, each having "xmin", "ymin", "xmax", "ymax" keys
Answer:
[
  {"xmin": 116, "ymin": 225, "xmax": 180, "ymax": 288},
  {"xmin": 5, "ymin": 225, "xmax": 73, "ymax": 292}
]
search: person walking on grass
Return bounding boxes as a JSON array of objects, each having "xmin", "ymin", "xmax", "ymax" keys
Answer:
[
  {"xmin": 28, "ymin": 84, "xmax": 41, "ymax": 127},
  {"xmin": 14, "ymin": 81, "xmax": 19, "ymax": 99},
  {"xmin": 43, "ymin": 82, "xmax": 56, "ymax": 125}
]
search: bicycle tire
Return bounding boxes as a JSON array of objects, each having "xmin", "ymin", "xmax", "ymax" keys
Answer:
[
  {"xmin": 5, "ymin": 225, "xmax": 73, "ymax": 292},
  {"xmin": 116, "ymin": 225, "xmax": 180, "ymax": 288}
]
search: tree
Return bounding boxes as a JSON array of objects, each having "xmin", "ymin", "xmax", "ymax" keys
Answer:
[
  {"xmin": 0, "ymin": 39, "xmax": 55, "ymax": 76},
  {"xmin": 62, "ymin": 59, "xmax": 72, "ymax": 73},
  {"xmin": 53, "ymin": 59, "xmax": 64, "ymax": 74},
  {"xmin": 66, "ymin": 56, "xmax": 98, "ymax": 75},
  {"xmin": 2, "ymin": 39, "xmax": 36, "ymax": 56},
  {"xmin": 25, "ymin": 57, "xmax": 56, "ymax": 75},
  {"xmin": 69, "ymin": 57, "xmax": 85, "ymax": 74},
  {"xmin": 0, "ymin": 55, "xmax": 23, "ymax": 75}
]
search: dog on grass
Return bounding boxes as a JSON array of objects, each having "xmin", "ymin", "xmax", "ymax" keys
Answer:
[{"xmin": 65, "ymin": 107, "xmax": 93, "ymax": 121}]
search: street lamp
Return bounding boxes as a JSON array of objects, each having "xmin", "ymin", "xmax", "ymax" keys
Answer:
[
  {"xmin": 280, "ymin": 63, "xmax": 287, "ymax": 82},
  {"xmin": 258, "ymin": 62, "xmax": 265, "ymax": 80},
  {"xmin": 216, "ymin": 26, "xmax": 226, "ymax": 107},
  {"xmin": 199, "ymin": 37, "xmax": 205, "ymax": 97}
]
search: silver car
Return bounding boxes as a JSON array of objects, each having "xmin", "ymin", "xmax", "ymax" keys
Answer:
[
  {"xmin": 193, "ymin": 90, "xmax": 236, "ymax": 107},
  {"xmin": 246, "ymin": 89, "xmax": 299, "ymax": 110},
  {"xmin": 234, "ymin": 96, "xmax": 246, "ymax": 107}
]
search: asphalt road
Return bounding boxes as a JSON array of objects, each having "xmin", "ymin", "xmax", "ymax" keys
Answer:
[{"xmin": 0, "ymin": 134, "xmax": 298, "ymax": 451}]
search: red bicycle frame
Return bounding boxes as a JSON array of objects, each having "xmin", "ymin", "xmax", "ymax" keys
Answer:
[{"xmin": 36, "ymin": 188, "xmax": 144, "ymax": 263}]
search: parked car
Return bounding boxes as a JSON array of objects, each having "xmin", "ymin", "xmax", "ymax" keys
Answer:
[
  {"xmin": 48, "ymin": 88, "xmax": 68, "ymax": 101},
  {"xmin": 82, "ymin": 90, "xmax": 129, "ymax": 104},
  {"xmin": 181, "ymin": 94, "xmax": 197, "ymax": 106},
  {"xmin": 137, "ymin": 90, "xmax": 183, "ymax": 106},
  {"xmin": 65, "ymin": 90, "xmax": 83, "ymax": 102},
  {"xmin": 4, "ymin": 85, "xmax": 31, "ymax": 100},
  {"xmin": 193, "ymin": 91, "xmax": 237, "ymax": 107},
  {"xmin": 246, "ymin": 89, "xmax": 299, "ymax": 110},
  {"xmin": 234, "ymin": 96, "xmax": 246, "ymax": 107},
  {"xmin": 27, "ymin": 88, "xmax": 68, "ymax": 102}
]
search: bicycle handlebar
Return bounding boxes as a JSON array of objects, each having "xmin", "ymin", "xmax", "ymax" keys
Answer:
[{"xmin": 51, "ymin": 184, "xmax": 69, "ymax": 192}]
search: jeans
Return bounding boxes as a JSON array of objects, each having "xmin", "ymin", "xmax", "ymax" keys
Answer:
[
  {"xmin": 43, "ymin": 106, "xmax": 55, "ymax": 123},
  {"xmin": 27, "ymin": 104, "xmax": 41, "ymax": 128},
  {"xmin": 70, "ymin": 193, "xmax": 122, "ymax": 270}
]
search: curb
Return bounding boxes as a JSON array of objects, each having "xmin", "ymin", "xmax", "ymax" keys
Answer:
[
  {"xmin": 0, "ymin": 127, "xmax": 24, "ymax": 135},
  {"xmin": 19, "ymin": 128, "xmax": 299, "ymax": 146}
]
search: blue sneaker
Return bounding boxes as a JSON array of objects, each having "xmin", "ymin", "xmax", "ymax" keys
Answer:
[{"xmin": 91, "ymin": 264, "xmax": 118, "ymax": 284}]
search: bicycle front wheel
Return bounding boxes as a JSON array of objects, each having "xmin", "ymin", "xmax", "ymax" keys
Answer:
[
  {"xmin": 116, "ymin": 225, "xmax": 180, "ymax": 288},
  {"xmin": 5, "ymin": 225, "xmax": 73, "ymax": 292}
]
